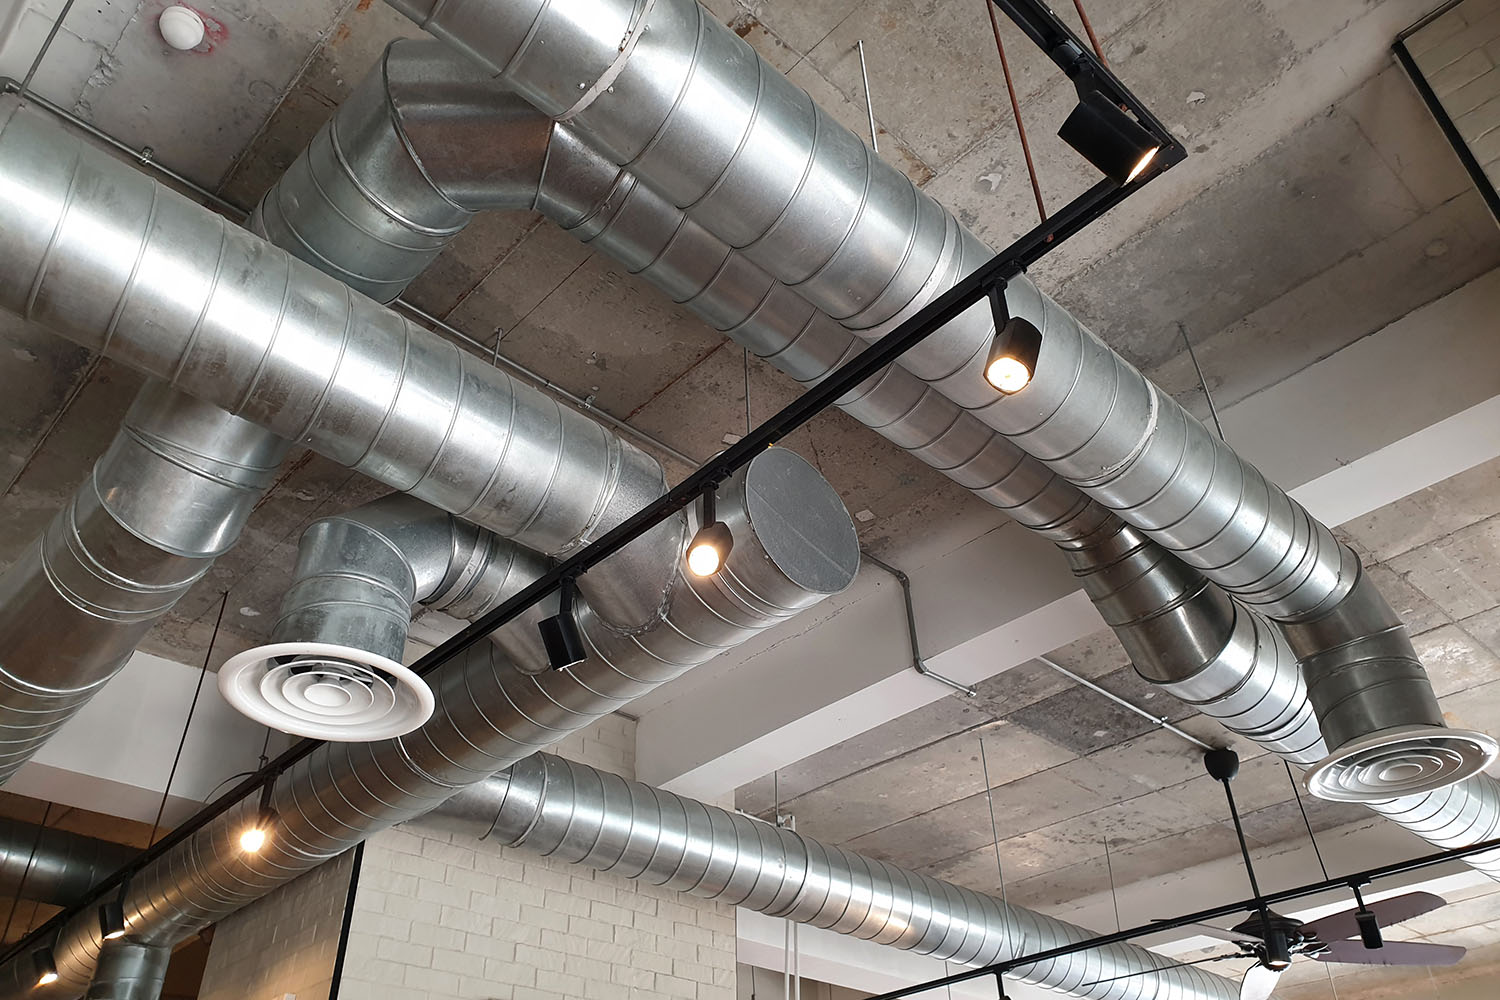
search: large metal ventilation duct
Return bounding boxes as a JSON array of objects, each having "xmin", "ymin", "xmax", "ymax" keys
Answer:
[
  {"xmin": 1066, "ymin": 521, "xmax": 1500, "ymax": 878},
  {"xmin": 374, "ymin": 0, "xmax": 1498, "ymax": 801},
  {"xmin": 426, "ymin": 752, "xmax": 1239, "ymax": 1000},
  {"xmin": 0, "ymin": 819, "xmax": 137, "ymax": 908},
  {"xmin": 0, "ymin": 381, "xmax": 287, "ymax": 780},
  {"xmin": 81, "ymin": 942, "xmax": 167, "ymax": 1000}
]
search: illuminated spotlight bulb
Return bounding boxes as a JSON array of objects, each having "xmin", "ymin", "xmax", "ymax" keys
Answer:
[
  {"xmin": 686, "ymin": 488, "xmax": 734, "ymax": 578},
  {"xmin": 98, "ymin": 900, "xmax": 126, "ymax": 941},
  {"xmin": 32, "ymin": 947, "xmax": 57, "ymax": 987},
  {"xmin": 983, "ymin": 286, "xmax": 1043, "ymax": 396},
  {"xmin": 239, "ymin": 824, "xmax": 268, "ymax": 854},
  {"xmin": 1058, "ymin": 86, "xmax": 1161, "ymax": 185}
]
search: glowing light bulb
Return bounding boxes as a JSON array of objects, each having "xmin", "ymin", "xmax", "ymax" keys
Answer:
[
  {"xmin": 1126, "ymin": 146, "xmax": 1160, "ymax": 183},
  {"xmin": 688, "ymin": 542, "xmax": 722, "ymax": 577},
  {"xmin": 984, "ymin": 355, "xmax": 1032, "ymax": 394},
  {"xmin": 239, "ymin": 825, "xmax": 267, "ymax": 853}
]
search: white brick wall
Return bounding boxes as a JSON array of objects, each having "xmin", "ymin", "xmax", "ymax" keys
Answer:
[
  {"xmin": 198, "ymin": 847, "xmax": 357, "ymax": 1000},
  {"xmin": 1409, "ymin": 0, "xmax": 1500, "ymax": 188},
  {"xmin": 339, "ymin": 715, "xmax": 738, "ymax": 1000}
]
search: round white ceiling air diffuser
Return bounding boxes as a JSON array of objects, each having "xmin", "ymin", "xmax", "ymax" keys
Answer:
[
  {"xmin": 1305, "ymin": 725, "xmax": 1499, "ymax": 802},
  {"xmin": 218, "ymin": 642, "xmax": 434, "ymax": 741}
]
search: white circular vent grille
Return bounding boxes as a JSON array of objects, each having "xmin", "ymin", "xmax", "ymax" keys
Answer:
[
  {"xmin": 219, "ymin": 642, "xmax": 435, "ymax": 741},
  {"xmin": 1305, "ymin": 725, "xmax": 1499, "ymax": 802}
]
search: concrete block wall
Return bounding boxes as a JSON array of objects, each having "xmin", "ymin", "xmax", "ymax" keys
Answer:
[
  {"xmin": 339, "ymin": 714, "xmax": 739, "ymax": 1000},
  {"xmin": 1409, "ymin": 0, "xmax": 1500, "ymax": 189},
  {"xmin": 197, "ymin": 847, "xmax": 357, "ymax": 1000}
]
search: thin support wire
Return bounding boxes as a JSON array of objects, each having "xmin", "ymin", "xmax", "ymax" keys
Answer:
[
  {"xmin": 1179, "ymin": 322, "xmax": 1225, "ymax": 440},
  {"xmin": 1284, "ymin": 760, "xmax": 1331, "ymax": 881},
  {"xmin": 857, "ymin": 40, "xmax": 879, "ymax": 153},
  {"xmin": 1102, "ymin": 836, "xmax": 1121, "ymax": 932},
  {"xmin": 0, "ymin": 802, "xmax": 53, "ymax": 945},
  {"xmin": 984, "ymin": 1, "xmax": 1047, "ymax": 224},
  {"xmin": 148, "ymin": 592, "xmax": 229, "ymax": 846},
  {"xmin": 979, "ymin": 731, "xmax": 1021, "ymax": 987}
]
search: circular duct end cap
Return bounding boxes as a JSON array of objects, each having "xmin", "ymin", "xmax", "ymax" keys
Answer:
[
  {"xmin": 219, "ymin": 641, "xmax": 434, "ymax": 741},
  {"xmin": 744, "ymin": 448, "xmax": 860, "ymax": 595},
  {"xmin": 1305, "ymin": 725, "xmax": 1499, "ymax": 802}
]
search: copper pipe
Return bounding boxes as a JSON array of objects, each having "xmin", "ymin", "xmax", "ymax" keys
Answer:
[
  {"xmin": 985, "ymin": 1, "xmax": 1047, "ymax": 223},
  {"xmin": 1071, "ymin": 0, "xmax": 1108, "ymax": 65}
]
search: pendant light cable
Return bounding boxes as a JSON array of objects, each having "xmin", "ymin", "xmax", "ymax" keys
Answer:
[{"xmin": 148, "ymin": 591, "xmax": 229, "ymax": 846}]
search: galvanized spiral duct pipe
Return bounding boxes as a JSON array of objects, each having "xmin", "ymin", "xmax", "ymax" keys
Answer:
[
  {"xmin": 426, "ymin": 752, "xmax": 1240, "ymax": 1000},
  {"xmin": 0, "ymin": 381, "xmax": 288, "ymax": 780},
  {"xmin": 0, "ymin": 103, "xmax": 860, "ymax": 996},
  {"xmin": 379, "ymin": 0, "xmax": 1497, "ymax": 799},
  {"xmin": 0, "ymin": 819, "xmax": 138, "ymax": 908},
  {"xmin": 81, "ymin": 942, "xmax": 168, "ymax": 1000}
]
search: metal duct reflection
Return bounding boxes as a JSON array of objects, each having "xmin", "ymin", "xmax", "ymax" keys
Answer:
[
  {"xmin": 427, "ymin": 753, "xmax": 1240, "ymax": 1000},
  {"xmin": 0, "ymin": 448, "xmax": 855, "ymax": 997},
  {"xmin": 82, "ymin": 942, "xmax": 168, "ymax": 1000},
  {"xmin": 380, "ymin": 0, "xmax": 1495, "ymax": 797},
  {"xmin": 0, "ymin": 381, "xmax": 288, "ymax": 780},
  {"xmin": 0, "ymin": 819, "xmax": 137, "ymax": 908}
]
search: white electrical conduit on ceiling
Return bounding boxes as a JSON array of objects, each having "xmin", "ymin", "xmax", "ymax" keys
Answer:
[{"xmin": 378, "ymin": 0, "xmax": 1497, "ymax": 803}]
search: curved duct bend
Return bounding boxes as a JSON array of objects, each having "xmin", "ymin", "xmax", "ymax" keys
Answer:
[
  {"xmin": 1066, "ymin": 521, "xmax": 1500, "ymax": 878},
  {"xmin": 0, "ymin": 381, "xmax": 288, "ymax": 779},
  {"xmin": 426, "ymin": 753, "xmax": 1239, "ymax": 1000},
  {"xmin": 0, "ymin": 449, "xmax": 857, "ymax": 997},
  {"xmin": 0, "ymin": 819, "xmax": 137, "ymax": 908},
  {"xmin": 82, "ymin": 942, "xmax": 168, "ymax": 1000},
  {"xmin": 0, "ymin": 100, "xmax": 681, "ymax": 672},
  {"xmin": 382, "ymin": 0, "xmax": 1497, "ymax": 799}
]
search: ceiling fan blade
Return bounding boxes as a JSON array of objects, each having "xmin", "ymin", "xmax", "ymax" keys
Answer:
[
  {"xmin": 1240, "ymin": 964, "xmax": 1281, "ymax": 1000},
  {"xmin": 1312, "ymin": 939, "xmax": 1466, "ymax": 967},
  {"xmin": 1302, "ymin": 892, "xmax": 1448, "ymax": 942},
  {"xmin": 1176, "ymin": 921, "xmax": 1264, "ymax": 944}
]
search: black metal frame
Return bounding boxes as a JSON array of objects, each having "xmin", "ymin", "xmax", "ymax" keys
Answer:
[
  {"xmin": 1395, "ymin": 0, "xmax": 1500, "ymax": 224},
  {"xmin": 0, "ymin": 0, "xmax": 1186, "ymax": 968},
  {"xmin": 861, "ymin": 834, "xmax": 1500, "ymax": 1000}
]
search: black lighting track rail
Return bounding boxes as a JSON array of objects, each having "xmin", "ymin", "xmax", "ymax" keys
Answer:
[
  {"xmin": 861, "ymin": 833, "xmax": 1500, "ymax": 1000},
  {"xmin": 0, "ymin": 0, "xmax": 1181, "ymax": 968}
]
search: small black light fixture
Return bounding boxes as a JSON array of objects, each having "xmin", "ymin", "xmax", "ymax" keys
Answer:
[
  {"xmin": 538, "ymin": 574, "xmax": 587, "ymax": 670},
  {"xmin": 1262, "ymin": 925, "xmax": 1293, "ymax": 970},
  {"xmin": 984, "ymin": 284, "xmax": 1042, "ymax": 395},
  {"xmin": 239, "ymin": 779, "xmax": 278, "ymax": 855},
  {"xmin": 1351, "ymin": 885, "xmax": 1384, "ymax": 950},
  {"xmin": 686, "ymin": 485, "xmax": 734, "ymax": 578},
  {"xmin": 32, "ymin": 945, "xmax": 58, "ymax": 988},
  {"xmin": 1058, "ymin": 77, "xmax": 1161, "ymax": 185},
  {"xmin": 98, "ymin": 898, "xmax": 126, "ymax": 941}
]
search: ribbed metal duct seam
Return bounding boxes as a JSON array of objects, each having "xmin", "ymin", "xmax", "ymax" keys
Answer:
[
  {"xmin": 0, "ymin": 100, "xmax": 680, "ymax": 668},
  {"xmin": 0, "ymin": 449, "xmax": 857, "ymax": 998},
  {"xmin": 0, "ymin": 819, "xmax": 138, "ymax": 908},
  {"xmin": 1065, "ymin": 521, "xmax": 1500, "ymax": 880},
  {"xmin": 384, "ymin": 0, "xmax": 1498, "ymax": 798},
  {"xmin": 252, "ymin": 39, "xmax": 1112, "ymax": 549},
  {"xmin": 422, "ymin": 753, "xmax": 1240, "ymax": 1000},
  {"xmin": 81, "ymin": 942, "xmax": 168, "ymax": 1000},
  {"xmin": 0, "ymin": 381, "xmax": 289, "ymax": 780}
]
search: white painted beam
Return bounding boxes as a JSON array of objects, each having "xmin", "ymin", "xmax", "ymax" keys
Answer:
[
  {"xmin": 637, "ymin": 268, "xmax": 1500, "ymax": 799},
  {"xmin": 6, "ymin": 650, "xmax": 279, "ymax": 825}
]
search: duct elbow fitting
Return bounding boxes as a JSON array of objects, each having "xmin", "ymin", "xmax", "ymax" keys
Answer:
[{"xmin": 1285, "ymin": 560, "xmax": 1498, "ymax": 802}]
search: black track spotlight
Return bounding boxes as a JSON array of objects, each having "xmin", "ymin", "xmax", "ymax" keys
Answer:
[
  {"xmin": 239, "ymin": 780, "xmax": 277, "ymax": 854},
  {"xmin": 98, "ymin": 899, "xmax": 126, "ymax": 941},
  {"xmin": 984, "ymin": 285, "xmax": 1042, "ymax": 395},
  {"xmin": 687, "ymin": 487, "xmax": 734, "ymax": 578},
  {"xmin": 1263, "ymin": 926, "xmax": 1293, "ymax": 970},
  {"xmin": 1058, "ymin": 82, "xmax": 1161, "ymax": 185},
  {"xmin": 32, "ymin": 946, "xmax": 58, "ymax": 987},
  {"xmin": 538, "ymin": 574, "xmax": 587, "ymax": 670}
]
